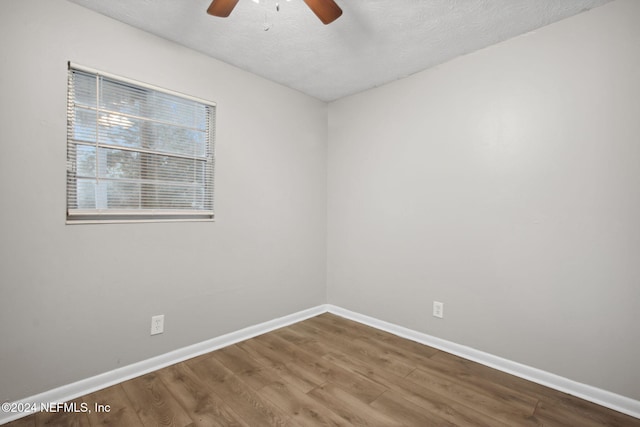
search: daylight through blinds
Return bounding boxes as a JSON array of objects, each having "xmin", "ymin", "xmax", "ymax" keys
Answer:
[{"xmin": 67, "ymin": 65, "xmax": 215, "ymax": 221}]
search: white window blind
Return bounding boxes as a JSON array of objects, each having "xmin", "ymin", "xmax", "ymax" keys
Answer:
[{"xmin": 66, "ymin": 64, "xmax": 215, "ymax": 223}]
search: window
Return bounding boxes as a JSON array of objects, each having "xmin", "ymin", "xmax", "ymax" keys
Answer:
[{"xmin": 66, "ymin": 64, "xmax": 215, "ymax": 223}]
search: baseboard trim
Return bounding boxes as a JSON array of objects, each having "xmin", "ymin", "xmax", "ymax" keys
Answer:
[
  {"xmin": 326, "ymin": 304, "xmax": 640, "ymax": 420},
  {"xmin": 3, "ymin": 303, "xmax": 639, "ymax": 424},
  {"xmin": 0, "ymin": 304, "xmax": 328, "ymax": 425}
]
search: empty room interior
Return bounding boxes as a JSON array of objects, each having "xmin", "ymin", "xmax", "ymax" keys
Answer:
[{"xmin": 1, "ymin": 0, "xmax": 639, "ymax": 425}]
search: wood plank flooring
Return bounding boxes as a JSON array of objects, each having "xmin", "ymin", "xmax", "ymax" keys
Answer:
[{"xmin": 5, "ymin": 313, "xmax": 639, "ymax": 426}]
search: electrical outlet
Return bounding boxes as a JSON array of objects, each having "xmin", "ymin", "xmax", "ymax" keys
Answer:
[
  {"xmin": 433, "ymin": 301, "xmax": 444, "ymax": 319},
  {"xmin": 151, "ymin": 315, "xmax": 164, "ymax": 335}
]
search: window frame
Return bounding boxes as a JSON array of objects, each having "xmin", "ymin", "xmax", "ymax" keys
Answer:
[{"xmin": 66, "ymin": 63, "xmax": 216, "ymax": 224}]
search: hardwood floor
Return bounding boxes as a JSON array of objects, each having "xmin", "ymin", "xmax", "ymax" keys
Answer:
[{"xmin": 5, "ymin": 313, "xmax": 639, "ymax": 426}]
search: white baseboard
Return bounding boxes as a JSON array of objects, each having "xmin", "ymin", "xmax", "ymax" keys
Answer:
[
  {"xmin": 326, "ymin": 304, "xmax": 640, "ymax": 420},
  {"xmin": 0, "ymin": 305, "xmax": 328, "ymax": 425},
  {"xmin": 3, "ymin": 303, "xmax": 638, "ymax": 424}
]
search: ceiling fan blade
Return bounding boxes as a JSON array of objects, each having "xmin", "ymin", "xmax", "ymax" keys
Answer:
[
  {"xmin": 303, "ymin": 0, "xmax": 343, "ymax": 25},
  {"xmin": 207, "ymin": 0, "xmax": 240, "ymax": 17}
]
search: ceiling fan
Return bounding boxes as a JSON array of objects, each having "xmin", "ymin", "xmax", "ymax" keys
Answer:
[{"xmin": 207, "ymin": 0, "xmax": 343, "ymax": 25}]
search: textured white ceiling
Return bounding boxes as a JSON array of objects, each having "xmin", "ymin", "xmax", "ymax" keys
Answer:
[{"xmin": 66, "ymin": 0, "xmax": 611, "ymax": 101}]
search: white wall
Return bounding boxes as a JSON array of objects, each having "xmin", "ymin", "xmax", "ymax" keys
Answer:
[
  {"xmin": 0, "ymin": 0, "xmax": 327, "ymax": 402},
  {"xmin": 327, "ymin": 0, "xmax": 640, "ymax": 400}
]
